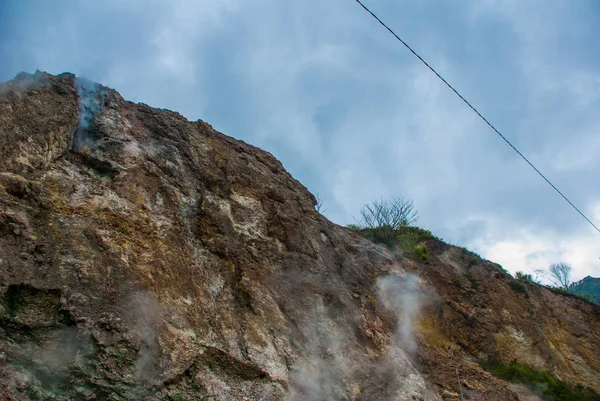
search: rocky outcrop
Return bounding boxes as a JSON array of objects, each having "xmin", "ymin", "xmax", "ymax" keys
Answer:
[{"xmin": 0, "ymin": 71, "xmax": 598, "ymax": 401}]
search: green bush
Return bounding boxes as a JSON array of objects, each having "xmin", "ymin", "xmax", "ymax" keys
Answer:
[
  {"xmin": 372, "ymin": 225, "xmax": 398, "ymax": 244},
  {"xmin": 484, "ymin": 360, "xmax": 600, "ymax": 401},
  {"xmin": 354, "ymin": 197, "xmax": 428, "ymax": 245},
  {"xmin": 358, "ymin": 225, "xmax": 435, "ymax": 250},
  {"xmin": 358, "ymin": 225, "xmax": 397, "ymax": 245},
  {"xmin": 515, "ymin": 271, "xmax": 533, "ymax": 281},
  {"xmin": 397, "ymin": 226, "xmax": 434, "ymax": 250},
  {"xmin": 356, "ymin": 225, "xmax": 439, "ymax": 265},
  {"xmin": 460, "ymin": 247, "xmax": 481, "ymax": 268},
  {"xmin": 509, "ymin": 280, "xmax": 527, "ymax": 294},
  {"xmin": 463, "ymin": 272, "xmax": 478, "ymax": 289},
  {"xmin": 413, "ymin": 245, "xmax": 428, "ymax": 262},
  {"xmin": 549, "ymin": 287, "xmax": 599, "ymax": 305}
]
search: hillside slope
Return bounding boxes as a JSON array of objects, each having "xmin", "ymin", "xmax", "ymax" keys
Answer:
[
  {"xmin": 0, "ymin": 71, "xmax": 598, "ymax": 401},
  {"xmin": 571, "ymin": 276, "xmax": 600, "ymax": 305}
]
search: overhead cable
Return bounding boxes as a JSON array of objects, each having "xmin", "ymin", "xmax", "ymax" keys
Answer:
[{"xmin": 354, "ymin": 0, "xmax": 600, "ymax": 234}]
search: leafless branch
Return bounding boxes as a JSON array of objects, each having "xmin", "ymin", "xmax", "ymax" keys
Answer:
[
  {"xmin": 548, "ymin": 262, "xmax": 572, "ymax": 290},
  {"xmin": 358, "ymin": 197, "xmax": 418, "ymax": 230},
  {"xmin": 315, "ymin": 193, "xmax": 327, "ymax": 214}
]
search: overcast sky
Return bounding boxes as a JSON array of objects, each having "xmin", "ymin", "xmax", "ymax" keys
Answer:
[{"xmin": 2, "ymin": 0, "xmax": 599, "ymax": 281}]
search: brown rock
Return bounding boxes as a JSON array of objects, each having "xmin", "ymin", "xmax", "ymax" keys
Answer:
[{"xmin": 0, "ymin": 71, "xmax": 598, "ymax": 400}]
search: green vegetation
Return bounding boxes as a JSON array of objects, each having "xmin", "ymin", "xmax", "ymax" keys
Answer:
[
  {"xmin": 483, "ymin": 360, "xmax": 600, "ymax": 401},
  {"xmin": 549, "ymin": 287, "xmax": 598, "ymax": 305},
  {"xmin": 358, "ymin": 225, "xmax": 434, "ymax": 246},
  {"xmin": 351, "ymin": 197, "xmax": 439, "ymax": 263},
  {"xmin": 413, "ymin": 245, "xmax": 428, "ymax": 262},
  {"xmin": 396, "ymin": 226, "xmax": 436, "ymax": 247},
  {"xmin": 358, "ymin": 226, "xmax": 397, "ymax": 245},
  {"xmin": 460, "ymin": 247, "xmax": 481, "ymax": 268},
  {"xmin": 515, "ymin": 271, "xmax": 533, "ymax": 281},
  {"xmin": 463, "ymin": 272, "xmax": 478, "ymax": 289},
  {"xmin": 346, "ymin": 224, "xmax": 362, "ymax": 231},
  {"xmin": 510, "ymin": 267, "xmax": 599, "ymax": 305},
  {"xmin": 363, "ymin": 225, "xmax": 435, "ymax": 258},
  {"xmin": 354, "ymin": 225, "xmax": 435, "ymax": 262},
  {"xmin": 355, "ymin": 196, "xmax": 420, "ymax": 243},
  {"xmin": 509, "ymin": 272, "xmax": 532, "ymax": 297},
  {"xmin": 509, "ymin": 280, "xmax": 527, "ymax": 295},
  {"xmin": 570, "ymin": 276, "xmax": 600, "ymax": 305}
]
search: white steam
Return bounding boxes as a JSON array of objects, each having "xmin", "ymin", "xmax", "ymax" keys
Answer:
[
  {"xmin": 286, "ymin": 272, "xmax": 436, "ymax": 400},
  {"xmin": 377, "ymin": 272, "xmax": 426, "ymax": 355},
  {"xmin": 287, "ymin": 299, "xmax": 352, "ymax": 401},
  {"xmin": 123, "ymin": 291, "xmax": 162, "ymax": 383},
  {"xmin": 72, "ymin": 77, "xmax": 108, "ymax": 151}
]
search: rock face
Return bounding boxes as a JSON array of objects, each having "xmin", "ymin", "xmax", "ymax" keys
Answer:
[{"xmin": 0, "ymin": 71, "xmax": 598, "ymax": 401}]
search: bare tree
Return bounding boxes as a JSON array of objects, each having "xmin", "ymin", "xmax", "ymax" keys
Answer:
[
  {"xmin": 533, "ymin": 268, "xmax": 547, "ymax": 284},
  {"xmin": 315, "ymin": 193, "xmax": 327, "ymax": 214},
  {"xmin": 515, "ymin": 271, "xmax": 533, "ymax": 281},
  {"xmin": 358, "ymin": 196, "xmax": 418, "ymax": 230},
  {"xmin": 548, "ymin": 262, "xmax": 573, "ymax": 291},
  {"xmin": 357, "ymin": 197, "xmax": 418, "ymax": 242}
]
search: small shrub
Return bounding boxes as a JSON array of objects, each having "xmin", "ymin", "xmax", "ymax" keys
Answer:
[
  {"xmin": 460, "ymin": 247, "xmax": 481, "ymax": 268},
  {"xmin": 406, "ymin": 226, "xmax": 436, "ymax": 240},
  {"xmin": 358, "ymin": 225, "xmax": 436, "ymax": 250},
  {"xmin": 515, "ymin": 271, "xmax": 533, "ymax": 281},
  {"xmin": 413, "ymin": 245, "xmax": 428, "ymax": 262},
  {"xmin": 359, "ymin": 226, "xmax": 398, "ymax": 245},
  {"xmin": 509, "ymin": 280, "xmax": 527, "ymax": 294},
  {"xmin": 346, "ymin": 224, "xmax": 362, "ymax": 231},
  {"xmin": 463, "ymin": 272, "xmax": 478, "ymax": 289},
  {"xmin": 483, "ymin": 360, "xmax": 600, "ymax": 401},
  {"xmin": 397, "ymin": 226, "xmax": 435, "ymax": 250},
  {"xmin": 460, "ymin": 247, "xmax": 481, "ymax": 259}
]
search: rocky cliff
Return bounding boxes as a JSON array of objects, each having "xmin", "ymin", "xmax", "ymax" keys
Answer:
[{"xmin": 0, "ymin": 71, "xmax": 598, "ymax": 401}]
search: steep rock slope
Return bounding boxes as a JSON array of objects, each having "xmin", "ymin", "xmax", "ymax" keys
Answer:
[{"xmin": 0, "ymin": 71, "xmax": 598, "ymax": 401}]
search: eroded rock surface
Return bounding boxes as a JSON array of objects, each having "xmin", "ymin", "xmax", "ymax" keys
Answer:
[{"xmin": 0, "ymin": 71, "xmax": 598, "ymax": 400}]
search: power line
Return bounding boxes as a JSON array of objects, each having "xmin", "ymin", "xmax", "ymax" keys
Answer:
[{"xmin": 354, "ymin": 0, "xmax": 600, "ymax": 234}]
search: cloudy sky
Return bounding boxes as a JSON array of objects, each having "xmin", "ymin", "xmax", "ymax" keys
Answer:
[{"xmin": 2, "ymin": 0, "xmax": 599, "ymax": 281}]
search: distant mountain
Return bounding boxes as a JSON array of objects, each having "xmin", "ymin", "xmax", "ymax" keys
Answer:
[{"xmin": 571, "ymin": 276, "xmax": 600, "ymax": 304}]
